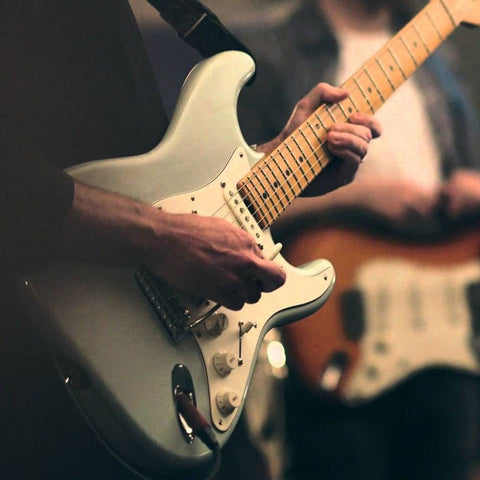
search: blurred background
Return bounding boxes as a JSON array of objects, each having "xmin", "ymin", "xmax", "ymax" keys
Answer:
[{"xmin": 131, "ymin": 0, "xmax": 480, "ymax": 113}]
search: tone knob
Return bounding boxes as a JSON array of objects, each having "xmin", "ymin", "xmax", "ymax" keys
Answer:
[
  {"xmin": 213, "ymin": 352, "xmax": 237, "ymax": 376},
  {"xmin": 203, "ymin": 313, "xmax": 229, "ymax": 337},
  {"xmin": 216, "ymin": 390, "xmax": 241, "ymax": 415}
]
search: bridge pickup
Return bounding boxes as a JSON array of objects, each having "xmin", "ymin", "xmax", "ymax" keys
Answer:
[{"xmin": 135, "ymin": 267, "xmax": 192, "ymax": 343}]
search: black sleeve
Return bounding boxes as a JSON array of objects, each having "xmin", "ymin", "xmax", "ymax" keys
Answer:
[
  {"xmin": 0, "ymin": 0, "xmax": 168, "ymax": 268},
  {"xmin": 0, "ymin": 70, "xmax": 75, "ymax": 266},
  {"xmin": 0, "ymin": 143, "xmax": 74, "ymax": 266}
]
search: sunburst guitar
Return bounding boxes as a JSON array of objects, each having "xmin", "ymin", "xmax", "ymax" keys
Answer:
[
  {"xmin": 281, "ymin": 223, "xmax": 480, "ymax": 404},
  {"xmin": 14, "ymin": 0, "xmax": 479, "ymax": 478}
]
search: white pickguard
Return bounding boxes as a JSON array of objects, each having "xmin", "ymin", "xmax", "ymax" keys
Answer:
[
  {"xmin": 343, "ymin": 258, "xmax": 480, "ymax": 403},
  {"xmin": 16, "ymin": 51, "xmax": 335, "ymax": 478}
]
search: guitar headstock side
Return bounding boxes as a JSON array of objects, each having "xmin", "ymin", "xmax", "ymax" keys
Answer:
[{"xmin": 444, "ymin": 0, "xmax": 480, "ymax": 26}]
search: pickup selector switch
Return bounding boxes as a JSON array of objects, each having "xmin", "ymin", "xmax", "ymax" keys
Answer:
[
  {"xmin": 213, "ymin": 352, "xmax": 237, "ymax": 376},
  {"xmin": 216, "ymin": 390, "xmax": 240, "ymax": 415}
]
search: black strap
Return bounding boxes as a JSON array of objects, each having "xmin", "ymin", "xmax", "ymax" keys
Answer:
[{"xmin": 146, "ymin": 0, "xmax": 255, "ymax": 61}]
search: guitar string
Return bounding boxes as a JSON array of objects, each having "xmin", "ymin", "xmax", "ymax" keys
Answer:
[
  {"xmin": 231, "ymin": 6, "xmax": 450, "ymax": 228},
  {"xmin": 211, "ymin": 107, "xmax": 336, "ymax": 229},
  {"xmin": 210, "ymin": 6, "xmax": 449, "ymax": 231}
]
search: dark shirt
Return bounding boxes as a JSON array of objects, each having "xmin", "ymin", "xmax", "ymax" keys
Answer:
[
  {"xmin": 0, "ymin": 1, "xmax": 168, "ymax": 478},
  {"xmin": 0, "ymin": 0, "xmax": 168, "ymax": 266}
]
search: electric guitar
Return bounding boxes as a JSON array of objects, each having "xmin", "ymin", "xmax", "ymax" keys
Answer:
[
  {"xmin": 15, "ymin": 0, "xmax": 479, "ymax": 478},
  {"xmin": 281, "ymin": 223, "xmax": 480, "ymax": 404}
]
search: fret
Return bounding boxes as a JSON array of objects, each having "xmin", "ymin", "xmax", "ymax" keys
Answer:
[
  {"xmin": 299, "ymin": 127, "xmax": 324, "ymax": 172},
  {"xmin": 239, "ymin": 175, "xmax": 269, "ymax": 226},
  {"xmin": 412, "ymin": 23, "xmax": 431, "ymax": 55},
  {"xmin": 284, "ymin": 141, "xmax": 316, "ymax": 179},
  {"xmin": 387, "ymin": 47, "xmax": 408, "ymax": 80},
  {"xmin": 314, "ymin": 112, "xmax": 329, "ymax": 132},
  {"xmin": 285, "ymin": 147, "xmax": 313, "ymax": 189},
  {"xmin": 363, "ymin": 67, "xmax": 385, "ymax": 103},
  {"xmin": 270, "ymin": 156, "xmax": 296, "ymax": 203},
  {"xmin": 377, "ymin": 50, "xmax": 405, "ymax": 90},
  {"xmin": 324, "ymin": 106, "xmax": 337, "ymax": 123},
  {"xmin": 295, "ymin": 161, "xmax": 316, "ymax": 187},
  {"xmin": 264, "ymin": 159, "xmax": 288, "ymax": 210},
  {"xmin": 304, "ymin": 154, "xmax": 319, "ymax": 179},
  {"xmin": 406, "ymin": 25, "xmax": 433, "ymax": 65},
  {"xmin": 306, "ymin": 120, "xmax": 323, "ymax": 144},
  {"xmin": 285, "ymin": 136, "xmax": 309, "ymax": 171},
  {"xmin": 249, "ymin": 170, "xmax": 277, "ymax": 225},
  {"xmin": 257, "ymin": 164, "xmax": 283, "ymax": 215},
  {"xmin": 375, "ymin": 57, "xmax": 396, "ymax": 92},
  {"xmin": 400, "ymin": 35, "xmax": 419, "ymax": 69},
  {"xmin": 432, "ymin": 0, "xmax": 459, "ymax": 35},
  {"xmin": 346, "ymin": 94, "xmax": 360, "ymax": 114},
  {"xmin": 299, "ymin": 122, "xmax": 326, "ymax": 169},
  {"xmin": 425, "ymin": 10, "xmax": 444, "ymax": 40},
  {"xmin": 268, "ymin": 155, "xmax": 290, "ymax": 207},
  {"xmin": 353, "ymin": 78, "xmax": 375, "ymax": 113},
  {"xmin": 256, "ymin": 180, "xmax": 278, "ymax": 226},
  {"xmin": 336, "ymin": 101, "xmax": 349, "ymax": 120},
  {"xmin": 397, "ymin": 35, "xmax": 418, "ymax": 78},
  {"xmin": 289, "ymin": 137, "xmax": 319, "ymax": 178},
  {"xmin": 277, "ymin": 146, "xmax": 304, "ymax": 191},
  {"xmin": 294, "ymin": 125, "xmax": 321, "ymax": 182},
  {"xmin": 291, "ymin": 134, "xmax": 309, "ymax": 163},
  {"xmin": 298, "ymin": 127, "xmax": 316, "ymax": 156},
  {"xmin": 439, "ymin": 0, "xmax": 457, "ymax": 26}
]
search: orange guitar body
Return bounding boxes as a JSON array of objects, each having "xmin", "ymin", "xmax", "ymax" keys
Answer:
[{"xmin": 280, "ymin": 223, "xmax": 480, "ymax": 402}]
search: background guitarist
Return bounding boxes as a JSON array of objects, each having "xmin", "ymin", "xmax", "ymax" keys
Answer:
[
  {"xmin": 234, "ymin": 0, "xmax": 480, "ymax": 479},
  {"xmin": 0, "ymin": 0, "xmax": 382, "ymax": 478}
]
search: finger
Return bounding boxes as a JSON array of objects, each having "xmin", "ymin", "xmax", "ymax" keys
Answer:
[
  {"xmin": 329, "ymin": 123, "xmax": 373, "ymax": 144},
  {"xmin": 242, "ymin": 282, "xmax": 263, "ymax": 304},
  {"xmin": 251, "ymin": 260, "xmax": 286, "ymax": 293},
  {"xmin": 301, "ymin": 83, "xmax": 349, "ymax": 111},
  {"xmin": 348, "ymin": 112, "xmax": 382, "ymax": 138},
  {"xmin": 327, "ymin": 130, "xmax": 369, "ymax": 161},
  {"xmin": 218, "ymin": 291, "xmax": 245, "ymax": 311}
]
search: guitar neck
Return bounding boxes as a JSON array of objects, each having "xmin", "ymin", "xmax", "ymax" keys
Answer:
[{"xmin": 237, "ymin": 0, "xmax": 461, "ymax": 229}]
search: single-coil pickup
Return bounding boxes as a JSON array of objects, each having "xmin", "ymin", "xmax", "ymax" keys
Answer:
[
  {"xmin": 222, "ymin": 182, "xmax": 282, "ymax": 260},
  {"xmin": 222, "ymin": 183, "xmax": 264, "ymax": 240}
]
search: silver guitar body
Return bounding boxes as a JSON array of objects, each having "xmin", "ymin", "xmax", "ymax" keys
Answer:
[{"xmin": 17, "ymin": 51, "xmax": 335, "ymax": 478}]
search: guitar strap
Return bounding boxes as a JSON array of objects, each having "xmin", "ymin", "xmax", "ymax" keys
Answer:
[{"xmin": 146, "ymin": 0, "xmax": 256, "ymax": 83}]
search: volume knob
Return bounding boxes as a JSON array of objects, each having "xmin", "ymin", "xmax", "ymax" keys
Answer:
[
  {"xmin": 213, "ymin": 352, "xmax": 237, "ymax": 376},
  {"xmin": 216, "ymin": 390, "xmax": 241, "ymax": 415},
  {"xmin": 203, "ymin": 313, "xmax": 229, "ymax": 337}
]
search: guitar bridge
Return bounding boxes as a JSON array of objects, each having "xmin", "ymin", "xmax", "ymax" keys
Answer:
[{"xmin": 135, "ymin": 267, "xmax": 193, "ymax": 343}]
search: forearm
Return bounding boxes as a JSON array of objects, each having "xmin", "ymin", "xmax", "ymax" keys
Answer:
[
  {"xmin": 47, "ymin": 181, "xmax": 285, "ymax": 311},
  {"xmin": 46, "ymin": 181, "xmax": 166, "ymax": 266}
]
